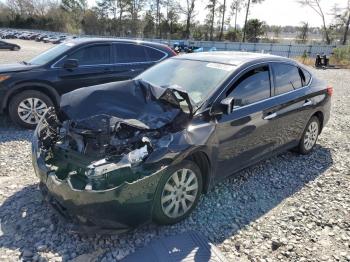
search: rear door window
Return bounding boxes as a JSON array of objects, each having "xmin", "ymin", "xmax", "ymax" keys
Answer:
[
  {"xmin": 226, "ymin": 65, "xmax": 271, "ymax": 107},
  {"xmin": 273, "ymin": 63, "xmax": 303, "ymax": 95},
  {"xmin": 114, "ymin": 43, "xmax": 148, "ymax": 63},
  {"xmin": 68, "ymin": 45, "xmax": 111, "ymax": 66},
  {"xmin": 145, "ymin": 47, "xmax": 166, "ymax": 61}
]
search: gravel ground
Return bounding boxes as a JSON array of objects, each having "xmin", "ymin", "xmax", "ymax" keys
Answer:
[{"xmin": 0, "ymin": 40, "xmax": 349, "ymax": 262}]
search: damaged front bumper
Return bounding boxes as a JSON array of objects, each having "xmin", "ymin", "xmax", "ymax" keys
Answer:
[
  {"xmin": 31, "ymin": 78, "xmax": 197, "ymax": 230},
  {"xmin": 32, "ymin": 123, "xmax": 166, "ymax": 230}
]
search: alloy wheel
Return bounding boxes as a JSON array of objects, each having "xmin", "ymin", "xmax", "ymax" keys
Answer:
[
  {"xmin": 17, "ymin": 98, "xmax": 48, "ymax": 125},
  {"xmin": 304, "ymin": 121, "xmax": 319, "ymax": 151},
  {"xmin": 161, "ymin": 168, "xmax": 199, "ymax": 218}
]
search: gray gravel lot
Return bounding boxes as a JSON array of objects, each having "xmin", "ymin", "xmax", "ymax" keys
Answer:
[{"xmin": 0, "ymin": 40, "xmax": 349, "ymax": 262}]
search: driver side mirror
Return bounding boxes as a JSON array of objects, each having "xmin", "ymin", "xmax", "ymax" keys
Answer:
[
  {"xmin": 63, "ymin": 59, "xmax": 78, "ymax": 69},
  {"xmin": 210, "ymin": 97, "xmax": 235, "ymax": 116}
]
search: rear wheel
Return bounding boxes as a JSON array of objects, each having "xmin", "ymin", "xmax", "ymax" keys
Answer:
[
  {"xmin": 8, "ymin": 90, "xmax": 53, "ymax": 129},
  {"xmin": 297, "ymin": 116, "xmax": 320, "ymax": 154},
  {"xmin": 153, "ymin": 160, "xmax": 203, "ymax": 225}
]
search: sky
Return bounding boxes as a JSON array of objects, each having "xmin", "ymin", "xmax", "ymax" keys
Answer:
[
  {"xmin": 239, "ymin": 0, "xmax": 348, "ymax": 27},
  {"xmin": 86, "ymin": 0, "xmax": 348, "ymax": 27}
]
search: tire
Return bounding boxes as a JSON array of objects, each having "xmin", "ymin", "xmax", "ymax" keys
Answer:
[
  {"xmin": 8, "ymin": 90, "xmax": 54, "ymax": 129},
  {"xmin": 11, "ymin": 46, "xmax": 19, "ymax": 51},
  {"xmin": 153, "ymin": 160, "xmax": 203, "ymax": 225},
  {"xmin": 297, "ymin": 116, "xmax": 320, "ymax": 155}
]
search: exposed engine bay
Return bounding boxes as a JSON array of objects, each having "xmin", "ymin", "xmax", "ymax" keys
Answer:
[{"xmin": 36, "ymin": 80, "xmax": 194, "ymax": 191}]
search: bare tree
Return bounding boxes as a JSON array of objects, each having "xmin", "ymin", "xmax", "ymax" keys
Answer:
[
  {"xmin": 242, "ymin": 0, "xmax": 264, "ymax": 42},
  {"xmin": 342, "ymin": 1, "xmax": 350, "ymax": 45},
  {"xmin": 298, "ymin": 0, "xmax": 331, "ymax": 44},
  {"xmin": 271, "ymin": 25, "xmax": 282, "ymax": 42},
  {"xmin": 230, "ymin": 0, "xmax": 243, "ymax": 31},
  {"xmin": 180, "ymin": 0, "xmax": 196, "ymax": 39},
  {"xmin": 218, "ymin": 0, "xmax": 227, "ymax": 40},
  {"xmin": 127, "ymin": 0, "xmax": 145, "ymax": 36},
  {"xmin": 105, "ymin": 0, "xmax": 129, "ymax": 36},
  {"xmin": 206, "ymin": 0, "xmax": 217, "ymax": 41},
  {"xmin": 333, "ymin": 0, "xmax": 350, "ymax": 45},
  {"xmin": 33, "ymin": 0, "xmax": 56, "ymax": 17},
  {"xmin": 163, "ymin": 0, "xmax": 180, "ymax": 36},
  {"xmin": 6, "ymin": 0, "xmax": 35, "ymax": 16},
  {"xmin": 156, "ymin": 0, "xmax": 161, "ymax": 37},
  {"xmin": 149, "ymin": 0, "xmax": 162, "ymax": 38},
  {"xmin": 297, "ymin": 22, "xmax": 309, "ymax": 44}
]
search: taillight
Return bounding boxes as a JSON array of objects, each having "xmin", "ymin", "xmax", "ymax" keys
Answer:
[
  {"xmin": 166, "ymin": 46, "xmax": 178, "ymax": 56},
  {"xmin": 327, "ymin": 86, "xmax": 333, "ymax": 96}
]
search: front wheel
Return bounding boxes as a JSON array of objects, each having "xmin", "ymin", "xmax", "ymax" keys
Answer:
[
  {"xmin": 8, "ymin": 90, "xmax": 54, "ymax": 129},
  {"xmin": 298, "ymin": 116, "xmax": 320, "ymax": 154},
  {"xmin": 153, "ymin": 160, "xmax": 203, "ymax": 225}
]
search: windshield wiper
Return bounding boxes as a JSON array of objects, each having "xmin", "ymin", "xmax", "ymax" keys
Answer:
[{"xmin": 21, "ymin": 61, "xmax": 30, "ymax": 65}]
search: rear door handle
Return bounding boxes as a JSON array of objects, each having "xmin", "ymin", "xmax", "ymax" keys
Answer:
[
  {"xmin": 264, "ymin": 112, "xmax": 277, "ymax": 120},
  {"xmin": 303, "ymin": 100, "xmax": 313, "ymax": 107}
]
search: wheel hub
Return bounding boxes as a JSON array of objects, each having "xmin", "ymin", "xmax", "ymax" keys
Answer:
[
  {"xmin": 17, "ymin": 98, "xmax": 48, "ymax": 125},
  {"xmin": 304, "ymin": 121, "xmax": 319, "ymax": 151},
  {"xmin": 161, "ymin": 168, "xmax": 199, "ymax": 218}
]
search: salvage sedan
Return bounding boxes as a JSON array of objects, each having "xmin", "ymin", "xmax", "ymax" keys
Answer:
[{"xmin": 32, "ymin": 52, "xmax": 332, "ymax": 230}]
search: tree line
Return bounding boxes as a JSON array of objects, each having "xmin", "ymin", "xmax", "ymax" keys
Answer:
[{"xmin": 0, "ymin": 0, "xmax": 349, "ymax": 44}]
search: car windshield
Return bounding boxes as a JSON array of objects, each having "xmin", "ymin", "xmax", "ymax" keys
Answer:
[
  {"xmin": 28, "ymin": 42, "xmax": 75, "ymax": 65},
  {"xmin": 136, "ymin": 58, "xmax": 236, "ymax": 104}
]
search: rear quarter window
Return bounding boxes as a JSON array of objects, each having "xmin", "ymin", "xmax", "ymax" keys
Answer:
[
  {"xmin": 301, "ymin": 68, "xmax": 312, "ymax": 86},
  {"xmin": 273, "ymin": 63, "xmax": 303, "ymax": 95},
  {"xmin": 145, "ymin": 46, "xmax": 166, "ymax": 61}
]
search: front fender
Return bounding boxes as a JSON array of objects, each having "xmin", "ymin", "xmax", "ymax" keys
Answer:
[{"xmin": 1, "ymin": 81, "xmax": 60, "ymax": 111}]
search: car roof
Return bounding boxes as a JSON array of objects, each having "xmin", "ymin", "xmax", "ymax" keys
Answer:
[
  {"xmin": 173, "ymin": 51, "xmax": 293, "ymax": 66},
  {"xmin": 67, "ymin": 38, "xmax": 170, "ymax": 49}
]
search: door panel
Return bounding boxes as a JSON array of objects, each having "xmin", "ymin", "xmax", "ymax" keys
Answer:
[
  {"xmin": 269, "ymin": 63, "xmax": 315, "ymax": 150},
  {"xmin": 215, "ymin": 102, "xmax": 277, "ymax": 178},
  {"xmin": 57, "ymin": 65, "xmax": 116, "ymax": 93},
  {"xmin": 55, "ymin": 44, "xmax": 113, "ymax": 93},
  {"xmin": 215, "ymin": 65, "xmax": 275, "ymax": 179}
]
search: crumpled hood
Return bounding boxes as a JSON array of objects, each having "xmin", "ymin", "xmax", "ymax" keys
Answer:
[
  {"xmin": 59, "ymin": 79, "xmax": 193, "ymax": 130},
  {"xmin": 0, "ymin": 63, "xmax": 39, "ymax": 74}
]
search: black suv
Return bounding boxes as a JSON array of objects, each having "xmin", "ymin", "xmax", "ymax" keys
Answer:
[{"xmin": 0, "ymin": 38, "xmax": 176, "ymax": 128}]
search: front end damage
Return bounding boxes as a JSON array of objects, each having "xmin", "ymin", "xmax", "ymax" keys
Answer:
[{"xmin": 32, "ymin": 80, "xmax": 198, "ymax": 229}]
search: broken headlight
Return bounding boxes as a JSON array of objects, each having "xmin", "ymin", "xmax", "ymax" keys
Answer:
[{"xmin": 127, "ymin": 145, "xmax": 149, "ymax": 165}]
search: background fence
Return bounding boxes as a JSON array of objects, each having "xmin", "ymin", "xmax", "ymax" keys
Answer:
[
  {"xmin": 144, "ymin": 39, "xmax": 336, "ymax": 58},
  {"xmin": 1, "ymin": 28, "xmax": 337, "ymax": 58}
]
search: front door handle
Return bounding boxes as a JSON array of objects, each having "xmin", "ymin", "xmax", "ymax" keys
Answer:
[
  {"xmin": 264, "ymin": 112, "xmax": 277, "ymax": 120},
  {"xmin": 303, "ymin": 100, "xmax": 313, "ymax": 107}
]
